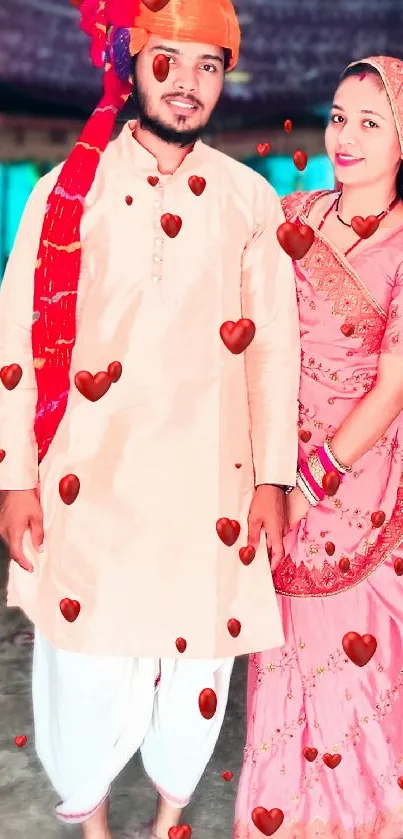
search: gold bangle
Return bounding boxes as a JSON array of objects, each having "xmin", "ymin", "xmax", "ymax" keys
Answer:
[{"xmin": 325, "ymin": 438, "xmax": 352, "ymax": 474}]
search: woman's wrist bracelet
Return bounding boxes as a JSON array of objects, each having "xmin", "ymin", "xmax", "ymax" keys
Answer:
[{"xmin": 323, "ymin": 437, "xmax": 352, "ymax": 475}]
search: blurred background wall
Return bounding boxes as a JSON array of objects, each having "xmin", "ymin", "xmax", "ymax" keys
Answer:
[{"xmin": 0, "ymin": 0, "xmax": 402, "ymax": 278}]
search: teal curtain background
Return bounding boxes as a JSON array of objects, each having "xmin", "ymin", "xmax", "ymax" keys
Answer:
[{"xmin": 0, "ymin": 154, "xmax": 334, "ymax": 282}]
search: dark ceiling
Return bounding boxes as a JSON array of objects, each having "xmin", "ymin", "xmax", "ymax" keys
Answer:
[{"xmin": 0, "ymin": 0, "xmax": 402, "ymax": 128}]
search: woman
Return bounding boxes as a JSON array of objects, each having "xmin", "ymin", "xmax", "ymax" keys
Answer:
[{"xmin": 235, "ymin": 55, "xmax": 403, "ymax": 839}]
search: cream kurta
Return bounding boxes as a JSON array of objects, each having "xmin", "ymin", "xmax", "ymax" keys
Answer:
[{"xmin": 0, "ymin": 122, "xmax": 300, "ymax": 657}]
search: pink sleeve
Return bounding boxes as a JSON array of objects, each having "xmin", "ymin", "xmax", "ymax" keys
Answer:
[
  {"xmin": 241, "ymin": 181, "xmax": 301, "ymax": 487},
  {"xmin": 381, "ymin": 264, "xmax": 403, "ymax": 356},
  {"xmin": 0, "ymin": 173, "xmax": 55, "ymax": 489}
]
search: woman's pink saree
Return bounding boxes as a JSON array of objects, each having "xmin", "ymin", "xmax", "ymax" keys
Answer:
[{"xmin": 235, "ymin": 150, "xmax": 403, "ymax": 839}]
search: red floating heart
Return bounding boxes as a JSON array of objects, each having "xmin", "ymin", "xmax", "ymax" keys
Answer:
[
  {"xmin": 235, "ymin": 463, "xmax": 242, "ymax": 469},
  {"xmin": 220, "ymin": 319, "xmax": 256, "ymax": 354},
  {"xmin": 14, "ymin": 734, "xmax": 27, "ymax": 748},
  {"xmin": 394, "ymin": 557, "xmax": 403, "ymax": 576},
  {"xmin": 59, "ymin": 597, "xmax": 81, "ymax": 623},
  {"xmin": 303, "ymin": 747, "xmax": 318, "ymax": 762},
  {"xmin": 325, "ymin": 541, "xmax": 335, "ymax": 556},
  {"xmin": 59, "ymin": 474, "xmax": 80, "ymax": 505},
  {"xmin": 142, "ymin": 0, "xmax": 170, "ymax": 9},
  {"xmin": 75, "ymin": 370, "xmax": 111, "ymax": 402},
  {"xmin": 168, "ymin": 826, "xmax": 192, "ymax": 839},
  {"xmin": 276, "ymin": 222, "xmax": 314, "ymax": 260},
  {"xmin": 342, "ymin": 631, "xmax": 377, "ymax": 667},
  {"xmin": 351, "ymin": 215, "xmax": 379, "ymax": 239},
  {"xmin": 323, "ymin": 753, "xmax": 342, "ymax": 769},
  {"xmin": 239, "ymin": 545, "xmax": 255, "ymax": 565},
  {"xmin": 153, "ymin": 53, "xmax": 169, "ymax": 83},
  {"xmin": 398, "ymin": 776, "xmax": 403, "ymax": 790},
  {"xmin": 125, "ymin": 195, "xmax": 133, "ymax": 205},
  {"xmin": 188, "ymin": 175, "xmax": 206, "ymax": 196},
  {"xmin": 339, "ymin": 557, "xmax": 350, "ymax": 573},
  {"xmin": 0, "ymin": 449, "xmax": 5, "ymax": 463},
  {"xmin": 176, "ymin": 637, "xmax": 187, "ymax": 653},
  {"xmin": 284, "ymin": 119, "xmax": 293, "ymax": 133},
  {"xmin": 0, "ymin": 363, "xmax": 23, "ymax": 390},
  {"xmin": 341, "ymin": 322, "xmax": 355, "ymax": 337},
  {"xmin": 251, "ymin": 807, "xmax": 284, "ymax": 836},
  {"xmin": 107, "ymin": 361, "xmax": 122, "ymax": 383},
  {"xmin": 293, "ymin": 149, "xmax": 308, "ymax": 171},
  {"xmin": 199, "ymin": 687, "xmax": 217, "ymax": 720},
  {"xmin": 256, "ymin": 143, "xmax": 271, "ymax": 157},
  {"xmin": 227, "ymin": 618, "xmax": 241, "ymax": 638},
  {"xmin": 299, "ymin": 429, "xmax": 311, "ymax": 443},
  {"xmin": 322, "ymin": 470, "xmax": 340, "ymax": 497},
  {"xmin": 161, "ymin": 213, "xmax": 182, "ymax": 238},
  {"xmin": 221, "ymin": 770, "xmax": 233, "ymax": 782},
  {"xmin": 216, "ymin": 517, "xmax": 241, "ymax": 547},
  {"xmin": 148, "ymin": 176, "xmax": 159, "ymax": 186},
  {"xmin": 371, "ymin": 510, "xmax": 385, "ymax": 528}
]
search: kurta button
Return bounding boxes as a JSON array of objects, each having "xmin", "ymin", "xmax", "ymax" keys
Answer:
[
  {"xmin": 153, "ymin": 276, "xmax": 161, "ymax": 283},
  {"xmin": 153, "ymin": 255, "xmax": 162, "ymax": 263}
]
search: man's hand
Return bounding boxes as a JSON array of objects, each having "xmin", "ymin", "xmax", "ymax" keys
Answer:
[
  {"xmin": 247, "ymin": 485, "xmax": 287, "ymax": 571},
  {"xmin": 286, "ymin": 485, "xmax": 310, "ymax": 530},
  {"xmin": 0, "ymin": 489, "xmax": 43, "ymax": 573}
]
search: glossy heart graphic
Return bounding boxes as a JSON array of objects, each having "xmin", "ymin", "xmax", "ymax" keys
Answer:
[
  {"xmin": 256, "ymin": 143, "xmax": 271, "ymax": 157},
  {"xmin": 175, "ymin": 637, "xmax": 187, "ymax": 653},
  {"xmin": 227, "ymin": 618, "xmax": 241, "ymax": 638},
  {"xmin": 59, "ymin": 598, "xmax": 81, "ymax": 623},
  {"xmin": 371, "ymin": 510, "xmax": 385, "ymax": 528},
  {"xmin": 161, "ymin": 213, "xmax": 182, "ymax": 238},
  {"xmin": 299, "ymin": 429, "xmax": 311, "ymax": 443},
  {"xmin": 0, "ymin": 363, "xmax": 23, "ymax": 390},
  {"xmin": 168, "ymin": 826, "xmax": 192, "ymax": 839},
  {"xmin": 59, "ymin": 474, "xmax": 80, "ymax": 505},
  {"xmin": 74, "ymin": 370, "xmax": 112, "ymax": 402},
  {"xmin": 303, "ymin": 747, "xmax": 318, "ymax": 762},
  {"xmin": 351, "ymin": 215, "xmax": 379, "ymax": 239},
  {"xmin": 341, "ymin": 322, "xmax": 355, "ymax": 337},
  {"xmin": 148, "ymin": 176, "xmax": 159, "ymax": 186},
  {"xmin": 199, "ymin": 688, "xmax": 217, "ymax": 720},
  {"xmin": 220, "ymin": 319, "xmax": 256, "ymax": 354},
  {"xmin": 125, "ymin": 195, "xmax": 133, "ymax": 205},
  {"xmin": 153, "ymin": 53, "xmax": 169, "ymax": 83},
  {"xmin": 342, "ymin": 631, "xmax": 377, "ymax": 667},
  {"xmin": 394, "ymin": 557, "xmax": 403, "ymax": 576},
  {"xmin": 14, "ymin": 735, "xmax": 27, "ymax": 748},
  {"xmin": 216, "ymin": 518, "xmax": 241, "ymax": 547},
  {"xmin": 284, "ymin": 119, "xmax": 293, "ymax": 133},
  {"xmin": 239, "ymin": 545, "xmax": 256, "ymax": 566},
  {"xmin": 251, "ymin": 807, "xmax": 284, "ymax": 836},
  {"xmin": 277, "ymin": 222, "xmax": 314, "ymax": 260},
  {"xmin": 322, "ymin": 470, "xmax": 340, "ymax": 497},
  {"xmin": 221, "ymin": 771, "xmax": 234, "ymax": 782},
  {"xmin": 142, "ymin": 0, "xmax": 170, "ymax": 9},
  {"xmin": 325, "ymin": 541, "xmax": 335, "ymax": 556},
  {"xmin": 339, "ymin": 557, "xmax": 350, "ymax": 573},
  {"xmin": 398, "ymin": 777, "xmax": 403, "ymax": 790},
  {"xmin": 0, "ymin": 449, "xmax": 6, "ymax": 463},
  {"xmin": 188, "ymin": 175, "xmax": 206, "ymax": 196},
  {"xmin": 323, "ymin": 753, "xmax": 342, "ymax": 769},
  {"xmin": 108, "ymin": 361, "xmax": 122, "ymax": 383},
  {"xmin": 293, "ymin": 149, "xmax": 308, "ymax": 171},
  {"xmin": 235, "ymin": 463, "xmax": 242, "ymax": 469}
]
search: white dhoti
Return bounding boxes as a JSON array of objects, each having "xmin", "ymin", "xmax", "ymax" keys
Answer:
[{"xmin": 32, "ymin": 630, "xmax": 234, "ymax": 824}]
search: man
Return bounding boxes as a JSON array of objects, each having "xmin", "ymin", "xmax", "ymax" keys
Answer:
[{"xmin": 0, "ymin": 0, "xmax": 300, "ymax": 837}]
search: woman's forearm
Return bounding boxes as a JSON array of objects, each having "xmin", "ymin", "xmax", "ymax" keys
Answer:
[{"xmin": 329, "ymin": 385, "xmax": 402, "ymax": 468}]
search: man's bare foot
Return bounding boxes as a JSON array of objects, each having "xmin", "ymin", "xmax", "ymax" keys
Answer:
[{"xmin": 81, "ymin": 798, "xmax": 112, "ymax": 839}]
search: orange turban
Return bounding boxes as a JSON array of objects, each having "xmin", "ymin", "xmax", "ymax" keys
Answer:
[{"xmin": 127, "ymin": 0, "xmax": 241, "ymax": 70}]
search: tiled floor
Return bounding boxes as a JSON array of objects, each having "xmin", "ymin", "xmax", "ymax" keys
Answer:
[{"xmin": 0, "ymin": 546, "xmax": 247, "ymax": 839}]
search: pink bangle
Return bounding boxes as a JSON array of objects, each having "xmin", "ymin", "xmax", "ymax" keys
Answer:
[
  {"xmin": 317, "ymin": 445, "xmax": 342, "ymax": 478},
  {"xmin": 299, "ymin": 459, "xmax": 326, "ymax": 501}
]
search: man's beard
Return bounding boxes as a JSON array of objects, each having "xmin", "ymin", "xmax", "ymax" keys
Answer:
[{"xmin": 131, "ymin": 82, "xmax": 208, "ymax": 147}]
